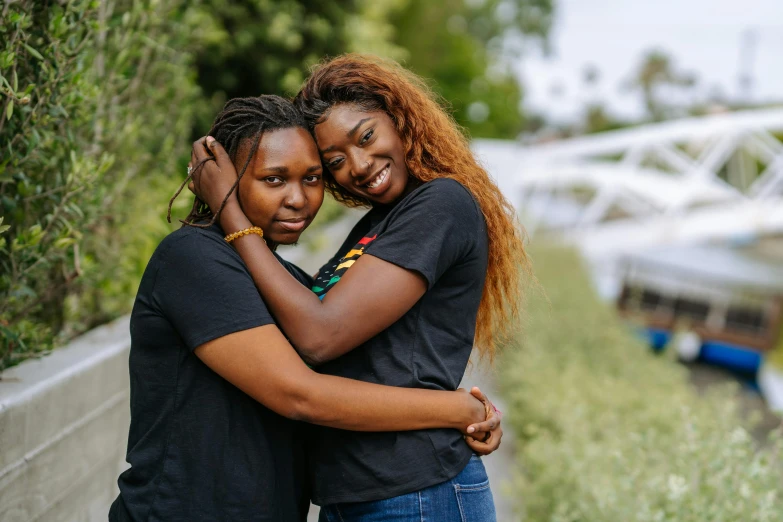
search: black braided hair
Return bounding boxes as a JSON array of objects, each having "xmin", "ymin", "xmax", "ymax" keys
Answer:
[{"xmin": 168, "ymin": 95, "xmax": 307, "ymax": 227}]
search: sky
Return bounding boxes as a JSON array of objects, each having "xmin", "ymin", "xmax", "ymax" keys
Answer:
[{"xmin": 515, "ymin": 0, "xmax": 783, "ymax": 123}]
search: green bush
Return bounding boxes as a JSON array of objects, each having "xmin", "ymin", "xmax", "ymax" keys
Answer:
[
  {"xmin": 500, "ymin": 247, "xmax": 783, "ymax": 521},
  {"xmin": 0, "ymin": 0, "xmax": 199, "ymax": 370}
]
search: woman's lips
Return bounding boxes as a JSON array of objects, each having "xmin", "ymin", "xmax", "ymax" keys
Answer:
[
  {"xmin": 364, "ymin": 164, "xmax": 391, "ymax": 197},
  {"xmin": 277, "ymin": 219, "xmax": 308, "ymax": 232}
]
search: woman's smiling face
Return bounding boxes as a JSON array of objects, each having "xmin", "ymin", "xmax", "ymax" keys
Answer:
[
  {"xmin": 314, "ymin": 104, "xmax": 409, "ymax": 205},
  {"xmin": 236, "ymin": 127, "xmax": 324, "ymax": 246}
]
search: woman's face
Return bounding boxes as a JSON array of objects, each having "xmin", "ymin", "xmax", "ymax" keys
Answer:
[
  {"xmin": 236, "ymin": 127, "xmax": 324, "ymax": 246},
  {"xmin": 314, "ymin": 103, "xmax": 408, "ymax": 205}
]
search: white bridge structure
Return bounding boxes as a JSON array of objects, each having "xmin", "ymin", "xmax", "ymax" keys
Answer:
[{"xmin": 473, "ymin": 107, "xmax": 783, "ymax": 296}]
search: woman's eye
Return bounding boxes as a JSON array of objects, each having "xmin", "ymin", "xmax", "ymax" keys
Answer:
[
  {"xmin": 264, "ymin": 176, "xmax": 283, "ymax": 185},
  {"xmin": 305, "ymin": 175, "xmax": 322, "ymax": 183},
  {"xmin": 327, "ymin": 158, "xmax": 343, "ymax": 169},
  {"xmin": 359, "ymin": 129, "xmax": 374, "ymax": 145}
]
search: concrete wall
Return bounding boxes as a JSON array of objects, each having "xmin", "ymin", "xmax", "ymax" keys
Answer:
[{"xmin": 0, "ymin": 316, "xmax": 131, "ymax": 522}]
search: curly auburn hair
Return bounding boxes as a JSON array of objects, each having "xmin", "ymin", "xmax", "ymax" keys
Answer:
[{"xmin": 294, "ymin": 54, "xmax": 531, "ymax": 361}]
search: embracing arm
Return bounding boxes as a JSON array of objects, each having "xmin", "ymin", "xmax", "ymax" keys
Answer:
[
  {"xmin": 219, "ymin": 203, "xmax": 427, "ymax": 365},
  {"xmin": 195, "ymin": 323, "xmax": 492, "ymax": 434}
]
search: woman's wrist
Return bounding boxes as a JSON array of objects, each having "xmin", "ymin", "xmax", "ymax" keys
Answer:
[
  {"xmin": 453, "ymin": 391, "xmax": 485, "ymax": 432},
  {"xmin": 217, "ymin": 199, "xmax": 252, "ymax": 234}
]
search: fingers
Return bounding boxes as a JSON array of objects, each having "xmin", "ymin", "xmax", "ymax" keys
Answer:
[
  {"xmin": 470, "ymin": 386, "xmax": 488, "ymax": 404},
  {"xmin": 465, "ymin": 426, "xmax": 503, "ymax": 455},
  {"xmin": 205, "ymin": 136, "xmax": 233, "ymax": 171},
  {"xmin": 466, "ymin": 412, "xmax": 499, "ymax": 435},
  {"xmin": 190, "ymin": 137, "xmax": 220, "ymax": 200},
  {"xmin": 466, "ymin": 389, "xmax": 501, "ymax": 435},
  {"xmin": 470, "ymin": 386, "xmax": 492, "ymax": 418},
  {"xmin": 192, "ymin": 137, "xmax": 212, "ymax": 164}
]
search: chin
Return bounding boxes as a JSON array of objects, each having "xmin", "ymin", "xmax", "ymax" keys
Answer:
[{"xmin": 268, "ymin": 232, "xmax": 303, "ymax": 246}]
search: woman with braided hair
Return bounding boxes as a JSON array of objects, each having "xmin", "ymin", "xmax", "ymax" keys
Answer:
[
  {"xmin": 109, "ymin": 95, "xmax": 501, "ymax": 522},
  {"xmin": 191, "ymin": 55, "xmax": 528, "ymax": 522}
]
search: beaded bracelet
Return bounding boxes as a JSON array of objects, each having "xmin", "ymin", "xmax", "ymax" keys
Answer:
[{"xmin": 224, "ymin": 226, "xmax": 264, "ymax": 244}]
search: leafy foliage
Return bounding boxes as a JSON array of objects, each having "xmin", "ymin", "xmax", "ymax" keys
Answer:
[
  {"xmin": 359, "ymin": 0, "xmax": 554, "ymax": 139},
  {"xmin": 0, "ymin": 0, "xmax": 199, "ymax": 370},
  {"xmin": 188, "ymin": 0, "xmax": 359, "ymax": 134},
  {"xmin": 500, "ymin": 247, "xmax": 783, "ymax": 521}
]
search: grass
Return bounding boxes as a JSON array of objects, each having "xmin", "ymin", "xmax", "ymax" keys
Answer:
[{"xmin": 499, "ymin": 246, "xmax": 783, "ymax": 522}]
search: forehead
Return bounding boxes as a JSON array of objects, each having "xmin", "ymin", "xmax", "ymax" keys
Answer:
[
  {"xmin": 249, "ymin": 127, "xmax": 318, "ymax": 167},
  {"xmin": 316, "ymin": 104, "xmax": 390, "ymax": 137}
]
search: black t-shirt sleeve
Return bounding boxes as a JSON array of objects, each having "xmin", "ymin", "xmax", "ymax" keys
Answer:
[
  {"xmin": 364, "ymin": 179, "xmax": 482, "ymax": 288},
  {"xmin": 151, "ymin": 230, "xmax": 275, "ymax": 351}
]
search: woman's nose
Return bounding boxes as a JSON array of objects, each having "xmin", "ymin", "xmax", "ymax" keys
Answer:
[
  {"xmin": 348, "ymin": 150, "xmax": 371, "ymax": 179},
  {"xmin": 285, "ymin": 185, "xmax": 306, "ymax": 209}
]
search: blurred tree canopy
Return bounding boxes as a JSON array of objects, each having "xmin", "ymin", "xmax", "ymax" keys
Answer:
[
  {"xmin": 628, "ymin": 49, "xmax": 698, "ymax": 122},
  {"xmin": 355, "ymin": 0, "xmax": 553, "ymax": 138},
  {"xmin": 189, "ymin": 0, "xmax": 359, "ymax": 133},
  {"xmin": 190, "ymin": 0, "xmax": 554, "ymax": 139}
]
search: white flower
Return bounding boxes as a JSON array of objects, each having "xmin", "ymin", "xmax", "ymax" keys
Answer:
[{"xmin": 666, "ymin": 474, "xmax": 689, "ymax": 501}]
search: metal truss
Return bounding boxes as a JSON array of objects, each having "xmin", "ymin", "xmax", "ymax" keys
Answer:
[{"xmin": 473, "ymin": 107, "xmax": 783, "ymax": 242}]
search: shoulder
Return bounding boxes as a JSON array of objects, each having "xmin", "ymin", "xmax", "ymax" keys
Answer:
[
  {"xmin": 402, "ymin": 178, "xmax": 481, "ymax": 220},
  {"xmin": 152, "ymin": 226, "xmax": 241, "ymax": 272}
]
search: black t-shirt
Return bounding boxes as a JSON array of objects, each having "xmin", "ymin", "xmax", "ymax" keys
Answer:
[
  {"xmin": 309, "ymin": 178, "xmax": 489, "ymax": 505},
  {"xmin": 109, "ymin": 224, "xmax": 311, "ymax": 522}
]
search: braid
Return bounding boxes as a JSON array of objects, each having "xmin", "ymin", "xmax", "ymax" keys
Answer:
[{"xmin": 168, "ymin": 95, "xmax": 307, "ymax": 227}]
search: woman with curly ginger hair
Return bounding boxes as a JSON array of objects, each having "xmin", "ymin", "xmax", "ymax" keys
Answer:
[{"xmin": 191, "ymin": 54, "xmax": 530, "ymax": 521}]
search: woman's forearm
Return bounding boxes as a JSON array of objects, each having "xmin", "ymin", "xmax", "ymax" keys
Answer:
[
  {"xmin": 197, "ymin": 324, "xmax": 491, "ymax": 435},
  {"xmin": 295, "ymin": 372, "xmax": 484, "ymax": 432},
  {"xmin": 220, "ymin": 203, "xmax": 350, "ymax": 363}
]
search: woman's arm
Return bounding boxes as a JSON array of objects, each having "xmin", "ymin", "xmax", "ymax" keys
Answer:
[
  {"xmin": 222, "ymin": 203, "xmax": 426, "ymax": 365},
  {"xmin": 195, "ymin": 322, "xmax": 497, "ymax": 435},
  {"xmin": 191, "ymin": 137, "xmax": 435, "ymax": 365}
]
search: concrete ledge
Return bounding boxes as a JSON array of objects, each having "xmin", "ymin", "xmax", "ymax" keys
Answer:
[{"xmin": 0, "ymin": 316, "xmax": 131, "ymax": 522}]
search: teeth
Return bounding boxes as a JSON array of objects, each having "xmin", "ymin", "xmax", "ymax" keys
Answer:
[{"xmin": 367, "ymin": 166, "xmax": 389, "ymax": 189}]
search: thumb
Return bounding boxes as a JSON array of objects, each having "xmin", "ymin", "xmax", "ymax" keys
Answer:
[{"xmin": 470, "ymin": 386, "xmax": 487, "ymax": 403}]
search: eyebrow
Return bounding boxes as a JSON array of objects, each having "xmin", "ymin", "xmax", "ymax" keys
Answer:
[
  {"xmin": 348, "ymin": 117, "xmax": 373, "ymax": 138},
  {"xmin": 263, "ymin": 165, "xmax": 323, "ymax": 173},
  {"xmin": 319, "ymin": 117, "xmax": 375, "ymax": 155}
]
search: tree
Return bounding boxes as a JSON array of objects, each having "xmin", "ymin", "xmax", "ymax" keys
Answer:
[
  {"xmin": 0, "ymin": 0, "xmax": 199, "ymax": 369},
  {"xmin": 189, "ymin": 0, "xmax": 360, "ymax": 133},
  {"xmin": 347, "ymin": 0, "xmax": 554, "ymax": 139},
  {"xmin": 628, "ymin": 49, "xmax": 697, "ymax": 122},
  {"xmin": 582, "ymin": 104, "xmax": 628, "ymax": 134}
]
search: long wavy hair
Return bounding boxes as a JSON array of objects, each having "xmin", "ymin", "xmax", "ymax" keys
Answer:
[{"xmin": 294, "ymin": 54, "xmax": 531, "ymax": 361}]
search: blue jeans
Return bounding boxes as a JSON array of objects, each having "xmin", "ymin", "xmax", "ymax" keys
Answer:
[{"xmin": 318, "ymin": 455, "xmax": 496, "ymax": 522}]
